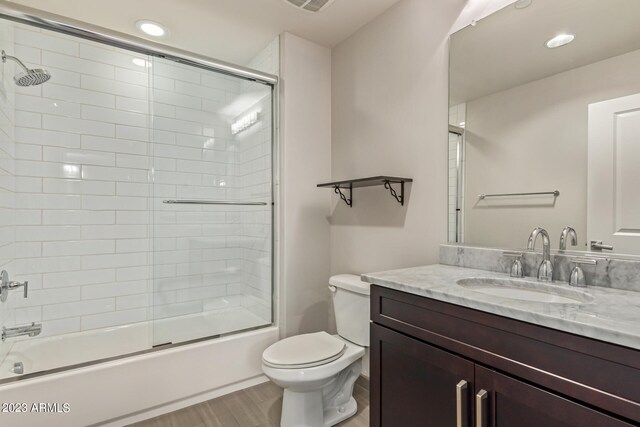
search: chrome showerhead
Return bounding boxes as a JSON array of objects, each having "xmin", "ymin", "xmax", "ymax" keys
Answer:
[
  {"xmin": 13, "ymin": 69, "xmax": 51, "ymax": 86},
  {"xmin": 2, "ymin": 50, "xmax": 51, "ymax": 86}
]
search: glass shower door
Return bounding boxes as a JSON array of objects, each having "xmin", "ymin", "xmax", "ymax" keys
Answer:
[
  {"xmin": 0, "ymin": 33, "xmax": 15, "ymax": 365},
  {"xmin": 150, "ymin": 58, "xmax": 273, "ymax": 346}
]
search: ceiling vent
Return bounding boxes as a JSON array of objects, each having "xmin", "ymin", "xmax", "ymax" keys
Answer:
[{"xmin": 283, "ymin": 0, "xmax": 336, "ymax": 13}]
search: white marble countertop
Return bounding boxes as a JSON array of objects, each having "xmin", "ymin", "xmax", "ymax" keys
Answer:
[{"xmin": 362, "ymin": 264, "xmax": 640, "ymax": 351}]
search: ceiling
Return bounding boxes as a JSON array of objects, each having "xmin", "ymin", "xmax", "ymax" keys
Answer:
[
  {"xmin": 10, "ymin": 0, "xmax": 400, "ymax": 66},
  {"xmin": 450, "ymin": 0, "xmax": 640, "ymax": 105}
]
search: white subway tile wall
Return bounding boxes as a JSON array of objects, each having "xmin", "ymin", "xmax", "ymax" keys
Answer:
[{"xmin": 1, "ymin": 23, "xmax": 275, "ymax": 346}]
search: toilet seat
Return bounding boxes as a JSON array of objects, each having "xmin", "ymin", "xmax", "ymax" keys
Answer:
[{"xmin": 263, "ymin": 331, "xmax": 346, "ymax": 369}]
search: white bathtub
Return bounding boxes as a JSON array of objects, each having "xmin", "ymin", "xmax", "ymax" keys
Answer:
[
  {"xmin": 0, "ymin": 309, "xmax": 278, "ymax": 427},
  {"xmin": 0, "ymin": 307, "xmax": 269, "ymax": 380}
]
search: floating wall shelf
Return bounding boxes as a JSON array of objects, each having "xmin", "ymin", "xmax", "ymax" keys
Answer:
[{"xmin": 317, "ymin": 176, "xmax": 413, "ymax": 207}]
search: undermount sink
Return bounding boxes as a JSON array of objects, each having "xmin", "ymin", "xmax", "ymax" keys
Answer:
[{"xmin": 456, "ymin": 277, "xmax": 595, "ymax": 304}]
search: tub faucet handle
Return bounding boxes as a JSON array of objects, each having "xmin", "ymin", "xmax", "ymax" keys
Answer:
[
  {"xmin": 0, "ymin": 270, "xmax": 29, "ymax": 302},
  {"xmin": 8, "ymin": 280, "xmax": 28, "ymax": 298}
]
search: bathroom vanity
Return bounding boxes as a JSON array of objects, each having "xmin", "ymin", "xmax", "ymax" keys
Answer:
[
  {"xmin": 365, "ymin": 265, "xmax": 640, "ymax": 427},
  {"xmin": 368, "ymin": 0, "xmax": 640, "ymax": 423}
]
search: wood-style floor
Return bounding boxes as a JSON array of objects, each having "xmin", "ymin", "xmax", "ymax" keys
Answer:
[{"xmin": 128, "ymin": 378, "xmax": 369, "ymax": 427}]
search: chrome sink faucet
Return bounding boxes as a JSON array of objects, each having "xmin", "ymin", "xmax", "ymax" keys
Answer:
[
  {"xmin": 527, "ymin": 227, "xmax": 553, "ymax": 282},
  {"xmin": 559, "ymin": 226, "xmax": 577, "ymax": 250},
  {"xmin": 2, "ymin": 322, "xmax": 42, "ymax": 341}
]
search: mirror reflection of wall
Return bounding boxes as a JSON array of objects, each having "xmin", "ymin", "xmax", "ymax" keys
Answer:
[
  {"xmin": 449, "ymin": 0, "xmax": 640, "ymax": 255},
  {"xmin": 448, "ymin": 104, "xmax": 465, "ymax": 243}
]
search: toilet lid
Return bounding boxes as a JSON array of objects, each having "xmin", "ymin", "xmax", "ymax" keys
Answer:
[{"xmin": 262, "ymin": 332, "xmax": 346, "ymax": 368}]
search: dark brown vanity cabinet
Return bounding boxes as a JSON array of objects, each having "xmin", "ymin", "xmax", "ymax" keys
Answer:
[
  {"xmin": 370, "ymin": 285, "xmax": 640, "ymax": 427},
  {"xmin": 372, "ymin": 323, "xmax": 474, "ymax": 426}
]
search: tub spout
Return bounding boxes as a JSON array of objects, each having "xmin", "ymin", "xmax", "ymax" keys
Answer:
[{"xmin": 2, "ymin": 322, "xmax": 42, "ymax": 341}]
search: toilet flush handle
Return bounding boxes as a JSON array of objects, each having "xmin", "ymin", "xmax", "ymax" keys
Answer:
[{"xmin": 328, "ymin": 285, "xmax": 337, "ymax": 293}]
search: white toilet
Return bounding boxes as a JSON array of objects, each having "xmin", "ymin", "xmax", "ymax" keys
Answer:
[{"xmin": 262, "ymin": 274, "xmax": 370, "ymax": 427}]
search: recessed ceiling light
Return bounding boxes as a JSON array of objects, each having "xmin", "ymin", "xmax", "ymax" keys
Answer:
[
  {"xmin": 135, "ymin": 20, "xmax": 168, "ymax": 37},
  {"xmin": 546, "ymin": 34, "xmax": 575, "ymax": 49},
  {"xmin": 514, "ymin": 0, "xmax": 532, "ymax": 9}
]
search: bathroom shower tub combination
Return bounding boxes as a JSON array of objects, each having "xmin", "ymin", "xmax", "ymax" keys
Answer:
[{"xmin": 0, "ymin": 1, "xmax": 277, "ymax": 424}]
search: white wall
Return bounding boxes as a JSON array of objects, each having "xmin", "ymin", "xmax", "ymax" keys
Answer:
[
  {"xmin": 330, "ymin": 0, "xmax": 467, "ymax": 275},
  {"xmin": 463, "ymin": 48, "xmax": 640, "ymax": 250},
  {"xmin": 279, "ymin": 32, "xmax": 332, "ymax": 338}
]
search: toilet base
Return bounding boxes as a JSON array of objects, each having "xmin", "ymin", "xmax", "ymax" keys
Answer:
[
  {"xmin": 278, "ymin": 359, "xmax": 362, "ymax": 427},
  {"xmin": 323, "ymin": 396, "xmax": 357, "ymax": 426},
  {"xmin": 281, "ymin": 391, "xmax": 357, "ymax": 427}
]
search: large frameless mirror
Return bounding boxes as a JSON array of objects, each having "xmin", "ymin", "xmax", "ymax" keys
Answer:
[{"xmin": 448, "ymin": 0, "xmax": 640, "ymax": 256}]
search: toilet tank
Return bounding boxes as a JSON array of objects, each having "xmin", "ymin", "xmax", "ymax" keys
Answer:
[{"xmin": 329, "ymin": 274, "xmax": 371, "ymax": 347}]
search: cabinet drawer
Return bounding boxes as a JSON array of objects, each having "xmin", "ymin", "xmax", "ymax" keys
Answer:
[{"xmin": 371, "ymin": 285, "xmax": 640, "ymax": 423}]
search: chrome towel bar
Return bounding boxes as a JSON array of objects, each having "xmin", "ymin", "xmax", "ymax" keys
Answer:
[
  {"xmin": 478, "ymin": 190, "xmax": 559, "ymax": 200},
  {"xmin": 163, "ymin": 200, "xmax": 268, "ymax": 206}
]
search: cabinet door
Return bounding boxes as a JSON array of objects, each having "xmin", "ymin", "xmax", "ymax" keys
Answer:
[
  {"xmin": 474, "ymin": 365, "xmax": 635, "ymax": 427},
  {"xmin": 371, "ymin": 323, "xmax": 475, "ymax": 427}
]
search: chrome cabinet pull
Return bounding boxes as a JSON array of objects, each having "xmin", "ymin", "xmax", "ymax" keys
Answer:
[
  {"xmin": 475, "ymin": 389, "xmax": 488, "ymax": 427},
  {"xmin": 456, "ymin": 380, "xmax": 469, "ymax": 427}
]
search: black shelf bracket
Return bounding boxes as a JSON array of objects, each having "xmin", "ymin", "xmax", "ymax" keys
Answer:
[
  {"xmin": 317, "ymin": 176, "xmax": 412, "ymax": 208},
  {"xmin": 334, "ymin": 183, "xmax": 352, "ymax": 207},
  {"xmin": 384, "ymin": 180, "xmax": 405, "ymax": 205}
]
